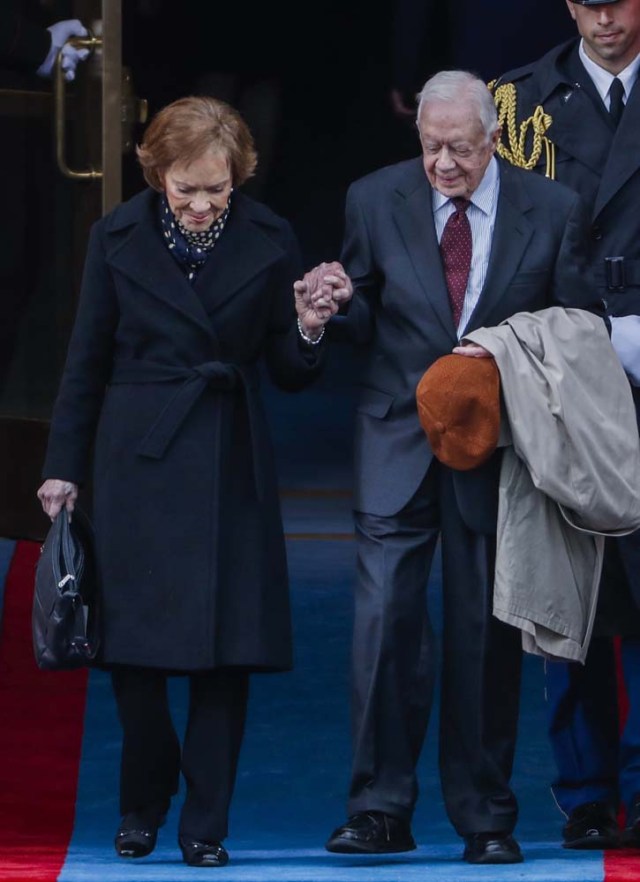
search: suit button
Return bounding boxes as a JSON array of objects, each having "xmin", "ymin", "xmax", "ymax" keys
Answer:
[{"xmin": 592, "ymin": 225, "xmax": 603, "ymax": 240}]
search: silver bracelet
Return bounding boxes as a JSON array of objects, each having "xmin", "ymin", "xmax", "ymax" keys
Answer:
[{"xmin": 297, "ymin": 317, "xmax": 325, "ymax": 345}]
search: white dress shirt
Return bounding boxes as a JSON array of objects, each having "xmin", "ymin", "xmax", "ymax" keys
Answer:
[
  {"xmin": 433, "ymin": 155, "xmax": 500, "ymax": 338},
  {"xmin": 579, "ymin": 40, "xmax": 640, "ymax": 109}
]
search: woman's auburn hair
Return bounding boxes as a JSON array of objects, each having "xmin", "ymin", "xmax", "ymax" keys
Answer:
[{"xmin": 136, "ymin": 95, "xmax": 257, "ymax": 191}]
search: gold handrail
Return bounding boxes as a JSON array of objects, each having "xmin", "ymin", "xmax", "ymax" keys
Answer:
[{"xmin": 54, "ymin": 33, "xmax": 102, "ymax": 181}]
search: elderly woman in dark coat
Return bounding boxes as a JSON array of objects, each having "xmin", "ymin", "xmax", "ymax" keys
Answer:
[{"xmin": 37, "ymin": 96, "xmax": 350, "ymax": 868}]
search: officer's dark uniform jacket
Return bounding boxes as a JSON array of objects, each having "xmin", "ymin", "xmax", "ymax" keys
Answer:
[{"xmin": 493, "ymin": 37, "xmax": 640, "ymax": 630}]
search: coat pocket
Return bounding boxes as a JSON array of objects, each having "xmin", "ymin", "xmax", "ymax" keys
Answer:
[{"xmin": 356, "ymin": 387, "xmax": 394, "ymax": 419}]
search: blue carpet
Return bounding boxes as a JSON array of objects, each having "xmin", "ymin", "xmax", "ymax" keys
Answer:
[
  {"xmin": 57, "ymin": 538, "xmax": 605, "ymax": 879},
  {"xmin": 1, "ymin": 359, "xmax": 608, "ymax": 878}
]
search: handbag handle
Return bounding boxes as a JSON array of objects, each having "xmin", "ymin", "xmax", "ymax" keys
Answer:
[
  {"xmin": 53, "ymin": 510, "xmax": 85, "ymax": 589},
  {"xmin": 58, "ymin": 512, "xmax": 73, "ymax": 583},
  {"xmin": 53, "ymin": 510, "xmax": 90, "ymax": 653}
]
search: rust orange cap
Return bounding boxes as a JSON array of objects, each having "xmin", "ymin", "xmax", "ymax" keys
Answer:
[{"xmin": 416, "ymin": 354, "xmax": 500, "ymax": 471}]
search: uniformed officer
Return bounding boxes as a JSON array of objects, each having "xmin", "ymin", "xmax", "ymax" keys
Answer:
[
  {"xmin": 492, "ymin": 0, "xmax": 640, "ymax": 852},
  {"xmin": 0, "ymin": 3, "xmax": 88, "ymax": 79}
]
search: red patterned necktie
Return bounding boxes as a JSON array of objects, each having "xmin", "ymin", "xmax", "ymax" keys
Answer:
[{"xmin": 439, "ymin": 197, "xmax": 472, "ymax": 327}]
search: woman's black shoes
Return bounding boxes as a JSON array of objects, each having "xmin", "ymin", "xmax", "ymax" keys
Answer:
[
  {"xmin": 114, "ymin": 807, "xmax": 229, "ymax": 866},
  {"xmin": 114, "ymin": 802, "xmax": 168, "ymax": 858},
  {"xmin": 179, "ymin": 837, "xmax": 229, "ymax": 867}
]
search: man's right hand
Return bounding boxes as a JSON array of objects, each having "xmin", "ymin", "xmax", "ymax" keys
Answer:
[{"xmin": 452, "ymin": 343, "xmax": 492, "ymax": 358}]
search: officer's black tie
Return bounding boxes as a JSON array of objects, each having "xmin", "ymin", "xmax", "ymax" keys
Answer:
[{"xmin": 609, "ymin": 77, "xmax": 625, "ymax": 127}]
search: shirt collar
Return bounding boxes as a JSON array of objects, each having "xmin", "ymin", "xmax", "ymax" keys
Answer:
[
  {"xmin": 578, "ymin": 40, "xmax": 640, "ymax": 103},
  {"xmin": 432, "ymin": 155, "xmax": 499, "ymax": 216}
]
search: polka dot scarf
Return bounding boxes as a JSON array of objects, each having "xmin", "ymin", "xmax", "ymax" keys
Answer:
[{"xmin": 159, "ymin": 192, "xmax": 232, "ymax": 283}]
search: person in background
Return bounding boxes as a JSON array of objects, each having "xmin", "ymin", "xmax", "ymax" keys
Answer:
[
  {"xmin": 388, "ymin": 0, "xmax": 574, "ymax": 120},
  {"xmin": 492, "ymin": 0, "xmax": 640, "ymax": 851},
  {"xmin": 36, "ymin": 95, "xmax": 347, "ymax": 868},
  {"xmin": 389, "ymin": 0, "xmax": 449, "ymax": 120},
  {"xmin": 125, "ymin": 0, "xmax": 292, "ymax": 201},
  {"xmin": 0, "ymin": 4, "xmax": 90, "ymax": 405},
  {"xmin": 0, "ymin": 1, "xmax": 88, "ymax": 80},
  {"xmin": 301, "ymin": 69, "xmax": 601, "ymax": 865}
]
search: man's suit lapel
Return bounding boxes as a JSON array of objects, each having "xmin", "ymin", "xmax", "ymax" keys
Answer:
[
  {"xmin": 391, "ymin": 161, "xmax": 458, "ymax": 340},
  {"xmin": 542, "ymin": 43, "xmax": 640, "ymax": 219},
  {"xmin": 390, "ymin": 159, "xmax": 535, "ymax": 339},
  {"xmin": 465, "ymin": 161, "xmax": 533, "ymax": 333},
  {"xmin": 559, "ymin": 47, "xmax": 640, "ymax": 218},
  {"xmin": 594, "ymin": 77, "xmax": 640, "ymax": 218},
  {"xmin": 539, "ymin": 44, "xmax": 612, "ymax": 178}
]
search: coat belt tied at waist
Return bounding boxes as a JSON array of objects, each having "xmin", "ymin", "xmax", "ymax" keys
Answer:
[{"xmin": 109, "ymin": 358, "xmax": 265, "ymax": 498}]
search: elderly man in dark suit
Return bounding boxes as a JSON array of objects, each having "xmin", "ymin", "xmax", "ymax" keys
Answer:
[
  {"xmin": 492, "ymin": 0, "xmax": 640, "ymax": 852},
  {"xmin": 300, "ymin": 69, "xmax": 602, "ymax": 865}
]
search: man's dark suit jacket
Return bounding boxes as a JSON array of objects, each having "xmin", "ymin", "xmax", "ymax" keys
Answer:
[{"xmin": 330, "ymin": 156, "xmax": 599, "ymax": 532}]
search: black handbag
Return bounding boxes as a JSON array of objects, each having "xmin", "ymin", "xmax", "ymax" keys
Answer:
[{"xmin": 32, "ymin": 506, "xmax": 101, "ymax": 670}]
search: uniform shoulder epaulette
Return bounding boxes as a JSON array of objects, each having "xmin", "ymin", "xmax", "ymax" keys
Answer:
[{"xmin": 488, "ymin": 76, "xmax": 556, "ymax": 180}]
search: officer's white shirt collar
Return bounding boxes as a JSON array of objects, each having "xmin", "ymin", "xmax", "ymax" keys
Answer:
[
  {"xmin": 432, "ymin": 155, "xmax": 499, "ymax": 216},
  {"xmin": 579, "ymin": 40, "xmax": 640, "ymax": 107}
]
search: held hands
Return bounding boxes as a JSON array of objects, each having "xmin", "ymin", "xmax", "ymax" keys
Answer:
[
  {"xmin": 294, "ymin": 261, "xmax": 353, "ymax": 340},
  {"xmin": 37, "ymin": 479, "xmax": 79, "ymax": 521},
  {"xmin": 37, "ymin": 19, "xmax": 90, "ymax": 81}
]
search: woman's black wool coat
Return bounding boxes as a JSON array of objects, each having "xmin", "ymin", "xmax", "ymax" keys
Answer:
[{"xmin": 43, "ymin": 188, "xmax": 324, "ymax": 671}]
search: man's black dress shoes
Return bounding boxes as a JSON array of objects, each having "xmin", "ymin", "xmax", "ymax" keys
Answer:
[
  {"xmin": 463, "ymin": 833, "xmax": 523, "ymax": 864},
  {"xmin": 621, "ymin": 793, "xmax": 640, "ymax": 848},
  {"xmin": 114, "ymin": 801, "xmax": 169, "ymax": 858},
  {"xmin": 325, "ymin": 811, "xmax": 416, "ymax": 854},
  {"xmin": 179, "ymin": 837, "xmax": 229, "ymax": 867},
  {"xmin": 562, "ymin": 801, "xmax": 620, "ymax": 849}
]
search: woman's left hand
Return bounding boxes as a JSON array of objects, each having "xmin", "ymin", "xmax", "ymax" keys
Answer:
[{"xmin": 37, "ymin": 479, "xmax": 79, "ymax": 520}]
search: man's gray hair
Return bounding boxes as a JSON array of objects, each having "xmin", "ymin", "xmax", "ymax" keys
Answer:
[{"xmin": 416, "ymin": 70, "xmax": 499, "ymax": 140}]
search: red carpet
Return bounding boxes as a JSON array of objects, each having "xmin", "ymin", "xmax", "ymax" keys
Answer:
[
  {"xmin": 604, "ymin": 639, "xmax": 640, "ymax": 881},
  {"xmin": 0, "ymin": 541, "xmax": 88, "ymax": 881},
  {"xmin": 605, "ymin": 852, "xmax": 640, "ymax": 882}
]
